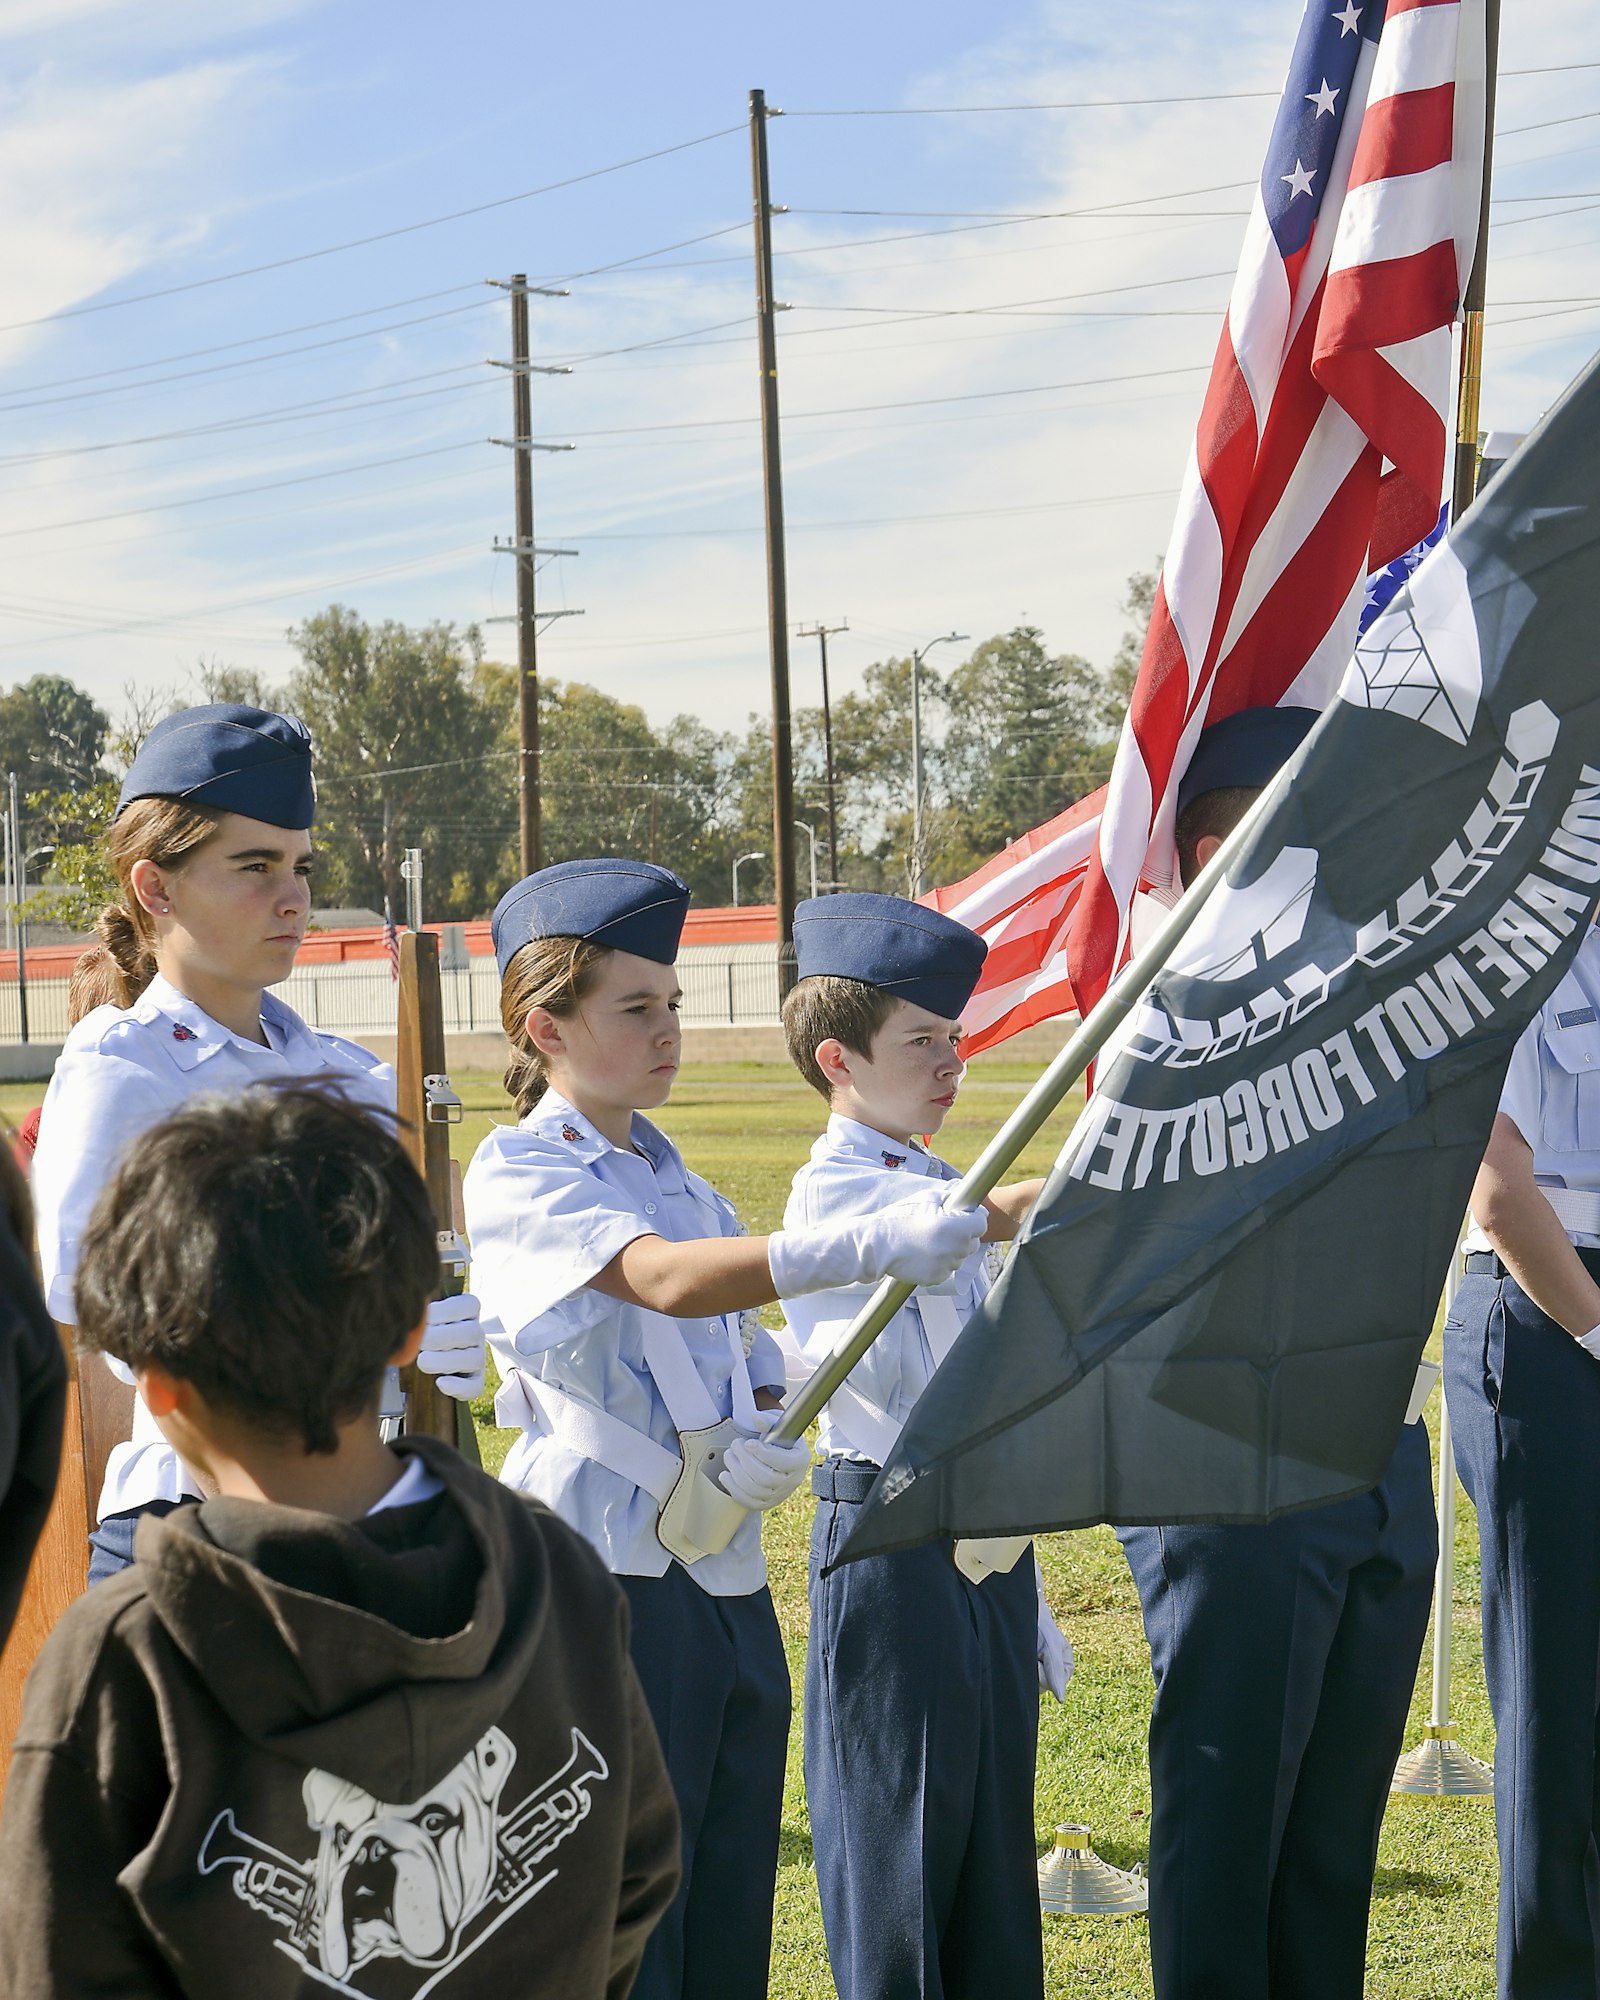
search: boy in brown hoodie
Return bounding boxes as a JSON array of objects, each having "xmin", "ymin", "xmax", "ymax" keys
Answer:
[{"xmin": 0, "ymin": 1082, "xmax": 680, "ymax": 2000}]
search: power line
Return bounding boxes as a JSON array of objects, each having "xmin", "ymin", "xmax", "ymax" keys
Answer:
[
  {"xmin": 540, "ymin": 223, "xmax": 749, "ymax": 284},
  {"xmin": 550, "ymin": 361, "xmax": 1210, "ymax": 442},
  {"xmin": 780, "ymin": 62, "xmax": 1600, "ymax": 116},
  {"xmin": 565, "ymin": 489, "xmax": 1177, "ymax": 540},
  {"xmin": 0, "ymin": 365, "xmax": 496, "ymax": 471},
  {"xmin": 0, "ymin": 298, "xmax": 498, "ymax": 417},
  {"xmin": 787, "ymin": 89, "xmax": 1277, "ymax": 116},
  {"xmin": 546, "ymin": 315, "xmax": 756, "ymax": 367},
  {"xmin": 0, "ymin": 124, "xmax": 744, "ymax": 336},
  {"xmin": 0, "ymin": 284, "xmax": 486, "ymax": 402},
  {"xmin": 0, "ymin": 441, "xmax": 481, "ymax": 543},
  {"xmin": 0, "ymin": 539, "xmax": 487, "ymax": 653}
]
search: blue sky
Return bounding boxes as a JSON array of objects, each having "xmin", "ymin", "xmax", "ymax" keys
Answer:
[{"xmin": 0, "ymin": 0, "xmax": 1594, "ymax": 738}]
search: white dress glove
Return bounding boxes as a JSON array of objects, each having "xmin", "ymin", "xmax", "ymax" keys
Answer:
[
  {"xmin": 768, "ymin": 1190, "xmax": 987, "ymax": 1296},
  {"xmin": 417, "ymin": 1293, "xmax": 488, "ymax": 1401},
  {"xmin": 718, "ymin": 1408, "xmax": 813, "ymax": 1511},
  {"xmin": 1036, "ymin": 1564, "xmax": 1075, "ymax": 1702},
  {"xmin": 1579, "ymin": 1322, "xmax": 1600, "ymax": 1359}
]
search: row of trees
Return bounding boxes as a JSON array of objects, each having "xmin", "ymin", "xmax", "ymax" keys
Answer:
[{"xmin": 5, "ymin": 574, "xmax": 1155, "ymax": 927}]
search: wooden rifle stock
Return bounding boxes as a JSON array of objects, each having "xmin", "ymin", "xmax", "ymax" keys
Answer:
[{"xmin": 394, "ymin": 930, "xmax": 474, "ymax": 1452}]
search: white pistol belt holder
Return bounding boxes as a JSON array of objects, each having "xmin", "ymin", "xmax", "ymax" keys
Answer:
[
  {"xmin": 497, "ymin": 1310, "xmax": 759, "ymax": 1567},
  {"xmin": 822, "ymin": 1288, "xmax": 1030, "ymax": 1588}
]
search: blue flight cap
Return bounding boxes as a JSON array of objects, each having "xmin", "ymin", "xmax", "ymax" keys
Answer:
[
  {"xmin": 491, "ymin": 858, "xmax": 691, "ymax": 978},
  {"xmin": 117, "ymin": 703, "xmax": 315, "ymax": 829},
  {"xmin": 793, "ymin": 892, "xmax": 987, "ymax": 1020},
  {"xmin": 1176, "ymin": 705, "xmax": 1319, "ymax": 818}
]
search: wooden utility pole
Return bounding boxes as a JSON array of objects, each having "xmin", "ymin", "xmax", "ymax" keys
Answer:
[
  {"xmin": 799, "ymin": 620, "xmax": 848, "ymax": 890},
  {"xmin": 511, "ymin": 277, "xmax": 541, "ymax": 875},
  {"xmin": 750, "ymin": 89, "xmax": 797, "ymax": 969},
  {"xmin": 489, "ymin": 277, "xmax": 579, "ymax": 879}
]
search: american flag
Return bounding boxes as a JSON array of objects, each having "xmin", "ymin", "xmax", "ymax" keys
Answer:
[
  {"xmin": 932, "ymin": 0, "xmax": 1486, "ymax": 1052},
  {"xmin": 1359, "ymin": 499, "xmax": 1449, "ymax": 630},
  {"xmin": 383, "ymin": 897, "xmax": 401, "ymax": 982}
]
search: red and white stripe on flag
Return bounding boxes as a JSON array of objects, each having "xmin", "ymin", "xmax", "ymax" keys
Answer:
[
  {"xmin": 923, "ymin": 0, "xmax": 1485, "ymax": 1056},
  {"xmin": 1008, "ymin": 0, "xmax": 1488, "ymax": 1029},
  {"xmin": 924, "ymin": 784, "xmax": 1106, "ymax": 1057}
]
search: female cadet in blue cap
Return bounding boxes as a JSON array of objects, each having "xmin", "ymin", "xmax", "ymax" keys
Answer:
[
  {"xmin": 31, "ymin": 703, "xmax": 487, "ymax": 1581},
  {"xmin": 463, "ymin": 858, "xmax": 990, "ymax": 2000}
]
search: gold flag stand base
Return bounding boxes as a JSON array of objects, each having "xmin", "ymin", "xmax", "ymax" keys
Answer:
[
  {"xmin": 1391, "ymin": 1724, "xmax": 1494, "ymax": 1795},
  {"xmin": 1038, "ymin": 1823, "xmax": 1149, "ymax": 1916}
]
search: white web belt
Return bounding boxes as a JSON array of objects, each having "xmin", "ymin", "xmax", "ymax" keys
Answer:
[
  {"xmin": 495, "ymin": 1308, "xmax": 759, "ymax": 1510},
  {"xmin": 1538, "ymin": 1183, "xmax": 1600, "ymax": 1239}
]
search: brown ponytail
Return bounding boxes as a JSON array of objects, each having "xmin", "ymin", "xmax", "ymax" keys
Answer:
[
  {"xmin": 500, "ymin": 935, "xmax": 612, "ymax": 1116},
  {"xmin": 88, "ymin": 796, "xmax": 224, "ymax": 1008}
]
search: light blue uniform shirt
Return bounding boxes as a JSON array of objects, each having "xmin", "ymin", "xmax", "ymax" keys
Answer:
[
  {"xmin": 779, "ymin": 1114, "xmax": 991, "ymax": 1464},
  {"xmin": 32, "ymin": 973, "xmax": 393, "ymax": 1513},
  {"xmin": 1468, "ymin": 924, "xmax": 1600, "ymax": 1250},
  {"xmin": 463, "ymin": 1089, "xmax": 786, "ymax": 1596}
]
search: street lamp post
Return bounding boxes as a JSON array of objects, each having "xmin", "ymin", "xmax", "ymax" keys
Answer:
[
  {"xmin": 794, "ymin": 820, "xmax": 819, "ymax": 901},
  {"xmin": 909, "ymin": 632, "xmax": 968, "ymax": 898},
  {"xmin": 733, "ymin": 851, "xmax": 767, "ymax": 907}
]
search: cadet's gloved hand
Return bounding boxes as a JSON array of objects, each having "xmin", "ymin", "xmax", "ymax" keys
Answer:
[
  {"xmin": 768, "ymin": 1189, "xmax": 987, "ymax": 1297},
  {"xmin": 1579, "ymin": 1323, "xmax": 1600, "ymax": 1359},
  {"xmin": 718, "ymin": 1409, "xmax": 812, "ymax": 1511},
  {"xmin": 1036, "ymin": 1565, "xmax": 1075, "ymax": 1702},
  {"xmin": 418, "ymin": 1293, "xmax": 489, "ymax": 1401}
]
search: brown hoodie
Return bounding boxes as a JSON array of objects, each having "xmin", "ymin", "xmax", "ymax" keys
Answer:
[{"xmin": 0, "ymin": 1435, "xmax": 679, "ymax": 1999}]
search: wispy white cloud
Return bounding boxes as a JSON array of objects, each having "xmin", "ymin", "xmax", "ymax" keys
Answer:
[{"xmin": 0, "ymin": 0, "xmax": 1593, "ymax": 762}]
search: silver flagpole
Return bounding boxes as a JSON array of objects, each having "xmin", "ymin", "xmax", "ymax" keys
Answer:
[{"xmin": 1392, "ymin": 1243, "xmax": 1494, "ymax": 1794}]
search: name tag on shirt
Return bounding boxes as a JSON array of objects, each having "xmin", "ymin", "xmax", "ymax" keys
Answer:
[{"xmin": 1557, "ymin": 1006, "xmax": 1598, "ymax": 1029}]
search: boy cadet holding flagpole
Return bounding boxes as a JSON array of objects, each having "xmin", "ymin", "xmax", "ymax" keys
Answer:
[
  {"xmin": 1115, "ymin": 707, "xmax": 1439, "ymax": 2000},
  {"xmin": 776, "ymin": 891, "xmax": 1068, "ymax": 2000}
]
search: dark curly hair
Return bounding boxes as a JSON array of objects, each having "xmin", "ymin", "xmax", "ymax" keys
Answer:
[{"xmin": 75, "ymin": 1082, "xmax": 437, "ymax": 1454}]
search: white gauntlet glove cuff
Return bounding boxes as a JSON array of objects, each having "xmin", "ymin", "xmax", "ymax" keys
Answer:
[{"xmin": 1578, "ymin": 1323, "xmax": 1600, "ymax": 1359}]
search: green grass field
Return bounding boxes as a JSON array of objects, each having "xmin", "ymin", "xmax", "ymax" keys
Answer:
[{"xmin": 2, "ymin": 1061, "xmax": 1501, "ymax": 1996}]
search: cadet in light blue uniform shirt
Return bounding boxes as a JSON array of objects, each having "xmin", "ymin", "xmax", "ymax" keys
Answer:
[
  {"xmin": 1449, "ymin": 918, "xmax": 1600, "ymax": 2000},
  {"xmin": 464, "ymin": 860, "xmax": 986, "ymax": 2000},
  {"xmin": 31, "ymin": 703, "xmax": 486, "ymax": 1578},
  {"xmin": 470, "ymin": 1085, "xmax": 788, "ymax": 1596},
  {"xmin": 776, "ymin": 892, "xmax": 1065, "ymax": 2000}
]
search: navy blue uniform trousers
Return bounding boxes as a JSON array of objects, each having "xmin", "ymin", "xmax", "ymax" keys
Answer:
[
  {"xmin": 1446, "ymin": 1258, "xmax": 1600, "ymax": 2000},
  {"xmin": 1119, "ymin": 1418, "xmax": 1436, "ymax": 2000},
  {"xmin": 86, "ymin": 1498, "xmax": 184, "ymax": 1586},
  {"xmin": 806, "ymin": 1463, "xmax": 1044, "ymax": 2000},
  {"xmin": 620, "ymin": 1568, "xmax": 790, "ymax": 2000}
]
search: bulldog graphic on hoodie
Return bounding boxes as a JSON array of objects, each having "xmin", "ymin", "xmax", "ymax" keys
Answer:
[{"xmin": 0, "ymin": 1437, "xmax": 680, "ymax": 2000}]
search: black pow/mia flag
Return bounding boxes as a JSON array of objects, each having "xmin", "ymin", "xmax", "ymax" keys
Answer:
[{"xmin": 843, "ymin": 349, "xmax": 1600, "ymax": 1558}]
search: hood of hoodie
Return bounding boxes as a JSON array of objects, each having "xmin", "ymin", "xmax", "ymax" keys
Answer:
[{"xmin": 132, "ymin": 1436, "xmax": 549, "ymax": 1803}]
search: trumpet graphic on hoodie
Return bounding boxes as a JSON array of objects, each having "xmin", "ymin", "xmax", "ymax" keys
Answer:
[{"xmin": 198, "ymin": 1724, "xmax": 609, "ymax": 1988}]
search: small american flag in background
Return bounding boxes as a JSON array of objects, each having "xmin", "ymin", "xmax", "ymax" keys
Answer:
[
  {"xmin": 928, "ymin": 0, "xmax": 1486, "ymax": 1053},
  {"xmin": 383, "ymin": 898, "xmax": 401, "ymax": 982}
]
